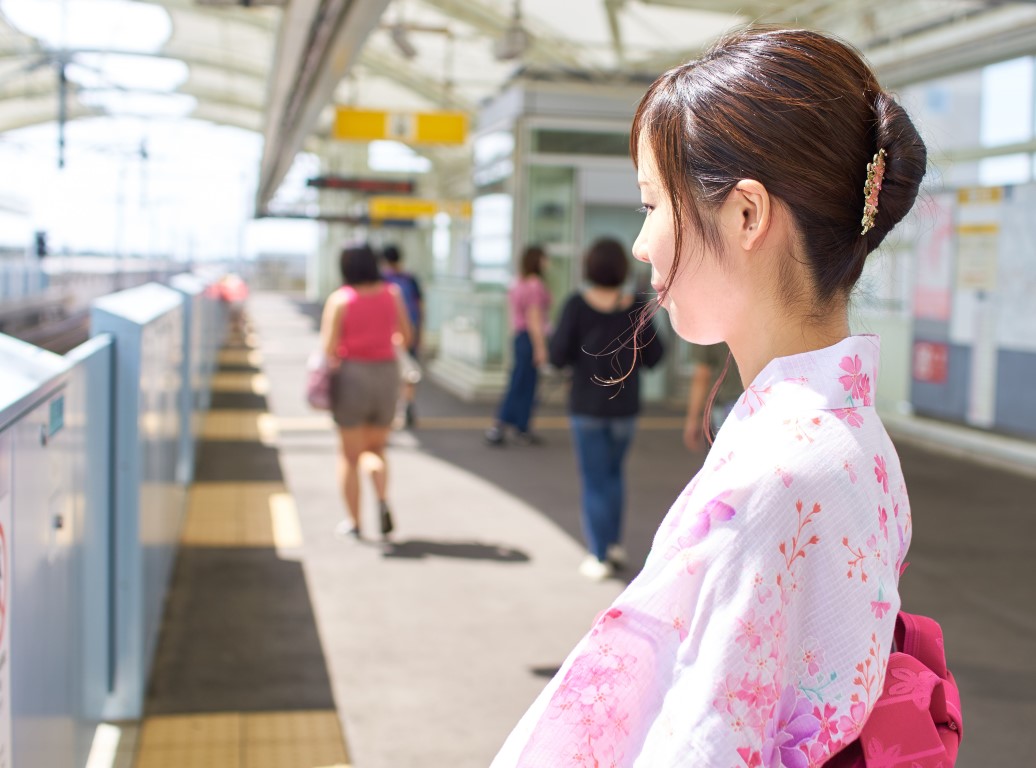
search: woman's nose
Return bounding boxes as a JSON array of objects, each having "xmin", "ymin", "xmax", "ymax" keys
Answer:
[{"xmin": 632, "ymin": 230, "xmax": 650, "ymax": 264}]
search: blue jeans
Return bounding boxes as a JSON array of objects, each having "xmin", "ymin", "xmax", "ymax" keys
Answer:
[
  {"xmin": 569, "ymin": 415, "xmax": 636, "ymax": 562},
  {"xmin": 497, "ymin": 332, "xmax": 538, "ymax": 433}
]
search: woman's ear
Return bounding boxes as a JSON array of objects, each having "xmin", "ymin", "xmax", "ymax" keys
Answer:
[{"xmin": 727, "ymin": 179, "xmax": 771, "ymax": 252}]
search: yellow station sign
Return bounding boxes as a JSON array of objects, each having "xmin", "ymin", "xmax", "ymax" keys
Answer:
[
  {"xmin": 334, "ymin": 108, "xmax": 468, "ymax": 145},
  {"xmin": 368, "ymin": 197, "xmax": 472, "ymax": 220}
]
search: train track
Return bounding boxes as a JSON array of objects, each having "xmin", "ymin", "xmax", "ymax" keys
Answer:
[{"xmin": 10, "ymin": 309, "xmax": 91, "ymax": 355}]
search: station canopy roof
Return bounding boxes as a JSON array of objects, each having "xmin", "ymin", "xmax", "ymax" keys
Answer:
[{"xmin": 2, "ymin": 0, "xmax": 1035, "ymax": 209}]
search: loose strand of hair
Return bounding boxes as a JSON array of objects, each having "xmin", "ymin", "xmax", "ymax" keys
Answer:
[{"xmin": 703, "ymin": 350, "xmax": 733, "ymax": 447}]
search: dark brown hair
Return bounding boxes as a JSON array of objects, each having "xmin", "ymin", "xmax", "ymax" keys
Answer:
[
  {"xmin": 630, "ymin": 26, "xmax": 927, "ymax": 313},
  {"xmin": 519, "ymin": 245, "xmax": 546, "ymax": 277},
  {"xmin": 340, "ymin": 244, "xmax": 381, "ymax": 285},
  {"xmin": 584, "ymin": 237, "xmax": 629, "ymax": 288}
]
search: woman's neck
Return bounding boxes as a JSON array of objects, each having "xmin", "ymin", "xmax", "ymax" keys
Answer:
[{"xmin": 730, "ymin": 309, "xmax": 850, "ymax": 388}]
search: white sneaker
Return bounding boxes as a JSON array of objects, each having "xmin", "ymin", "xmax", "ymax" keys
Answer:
[
  {"xmin": 334, "ymin": 520, "xmax": 360, "ymax": 540},
  {"xmin": 579, "ymin": 555, "xmax": 614, "ymax": 581},
  {"xmin": 606, "ymin": 544, "xmax": 629, "ymax": 570}
]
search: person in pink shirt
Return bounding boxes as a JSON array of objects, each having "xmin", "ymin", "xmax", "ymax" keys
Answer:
[
  {"xmin": 319, "ymin": 244, "xmax": 412, "ymax": 540},
  {"xmin": 493, "ymin": 26, "xmax": 930, "ymax": 767},
  {"xmin": 485, "ymin": 245, "xmax": 552, "ymax": 446}
]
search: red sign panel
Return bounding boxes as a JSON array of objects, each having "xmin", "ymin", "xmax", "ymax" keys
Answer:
[{"xmin": 306, "ymin": 176, "xmax": 415, "ymax": 194}]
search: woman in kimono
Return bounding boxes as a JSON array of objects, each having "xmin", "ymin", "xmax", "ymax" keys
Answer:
[{"xmin": 492, "ymin": 26, "xmax": 927, "ymax": 767}]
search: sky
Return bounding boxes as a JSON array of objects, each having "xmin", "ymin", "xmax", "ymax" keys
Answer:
[{"xmin": 0, "ymin": 0, "xmax": 319, "ymax": 260}]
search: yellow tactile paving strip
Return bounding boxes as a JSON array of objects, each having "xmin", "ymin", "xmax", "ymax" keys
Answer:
[
  {"xmin": 211, "ymin": 371, "xmax": 270, "ymax": 395},
  {"xmin": 135, "ymin": 711, "xmax": 349, "ymax": 768},
  {"xmin": 200, "ymin": 410, "xmax": 279, "ymax": 443},
  {"xmin": 181, "ymin": 482, "xmax": 303, "ymax": 548},
  {"xmin": 131, "ymin": 327, "xmax": 351, "ymax": 768},
  {"xmin": 217, "ymin": 348, "xmax": 264, "ymax": 368}
]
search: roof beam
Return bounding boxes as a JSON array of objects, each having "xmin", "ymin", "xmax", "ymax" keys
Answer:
[
  {"xmin": 258, "ymin": 0, "xmax": 392, "ymax": 213},
  {"xmin": 868, "ymin": 3, "xmax": 1036, "ymax": 88},
  {"xmin": 357, "ymin": 47, "xmax": 476, "ymax": 113},
  {"xmin": 417, "ymin": 0, "xmax": 594, "ymax": 72},
  {"xmin": 0, "ymin": 47, "xmax": 267, "ymax": 84}
]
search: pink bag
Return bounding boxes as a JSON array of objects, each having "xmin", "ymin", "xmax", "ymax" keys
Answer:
[
  {"xmin": 826, "ymin": 612, "xmax": 963, "ymax": 767},
  {"xmin": 306, "ymin": 353, "xmax": 334, "ymax": 411}
]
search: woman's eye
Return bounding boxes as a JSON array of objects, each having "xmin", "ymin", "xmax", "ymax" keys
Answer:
[{"xmin": 636, "ymin": 205, "xmax": 654, "ymax": 215}]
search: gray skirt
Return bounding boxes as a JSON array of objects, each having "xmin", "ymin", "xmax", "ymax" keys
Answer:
[{"xmin": 331, "ymin": 358, "xmax": 401, "ymax": 428}]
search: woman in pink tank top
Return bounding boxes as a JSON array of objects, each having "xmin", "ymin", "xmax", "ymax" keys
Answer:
[{"xmin": 319, "ymin": 244, "xmax": 413, "ymax": 540}]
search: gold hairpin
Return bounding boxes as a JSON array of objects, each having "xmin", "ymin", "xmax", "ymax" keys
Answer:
[{"xmin": 860, "ymin": 148, "xmax": 886, "ymax": 236}]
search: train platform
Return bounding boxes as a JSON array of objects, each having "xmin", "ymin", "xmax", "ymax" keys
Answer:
[{"xmin": 125, "ymin": 292, "xmax": 1036, "ymax": 768}]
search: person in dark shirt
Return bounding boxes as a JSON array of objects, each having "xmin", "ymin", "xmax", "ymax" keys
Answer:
[
  {"xmin": 382, "ymin": 244, "xmax": 424, "ymax": 427},
  {"xmin": 549, "ymin": 237, "xmax": 665, "ymax": 580}
]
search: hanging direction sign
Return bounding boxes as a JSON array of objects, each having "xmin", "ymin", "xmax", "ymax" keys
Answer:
[{"xmin": 333, "ymin": 108, "xmax": 467, "ymax": 145}]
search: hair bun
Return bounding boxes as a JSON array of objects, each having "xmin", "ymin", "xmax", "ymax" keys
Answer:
[{"xmin": 867, "ymin": 91, "xmax": 927, "ymax": 251}]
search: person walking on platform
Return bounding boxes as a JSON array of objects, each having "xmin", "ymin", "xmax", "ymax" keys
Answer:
[
  {"xmin": 485, "ymin": 245, "xmax": 551, "ymax": 446},
  {"xmin": 381, "ymin": 244, "xmax": 424, "ymax": 428},
  {"xmin": 549, "ymin": 237, "xmax": 664, "ymax": 581},
  {"xmin": 683, "ymin": 341, "xmax": 743, "ymax": 451},
  {"xmin": 320, "ymin": 244, "xmax": 413, "ymax": 540},
  {"xmin": 493, "ymin": 26, "xmax": 927, "ymax": 766}
]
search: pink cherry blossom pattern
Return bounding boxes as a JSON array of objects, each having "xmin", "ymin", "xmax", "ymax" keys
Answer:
[
  {"xmin": 800, "ymin": 637, "xmax": 826, "ymax": 677},
  {"xmin": 873, "ymin": 454, "xmax": 889, "ymax": 494},
  {"xmin": 734, "ymin": 607, "xmax": 764, "ymax": 652},
  {"xmin": 687, "ymin": 491, "xmax": 737, "ymax": 543},
  {"xmin": 870, "ymin": 600, "xmax": 891, "ymax": 619},
  {"xmin": 838, "ymin": 355, "xmax": 866, "ymax": 400},
  {"xmin": 775, "ymin": 465, "xmax": 794, "ymax": 487},
  {"xmin": 833, "ymin": 407, "xmax": 864, "ymax": 428},
  {"xmin": 804, "ymin": 740, "xmax": 831, "ymax": 768},
  {"xmin": 736, "ymin": 747, "xmax": 763, "ymax": 768},
  {"xmin": 843, "ymin": 459, "xmax": 857, "ymax": 484},
  {"xmin": 742, "ymin": 384, "xmax": 772, "ymax": 415},
  {"xmin": 858, "ymin": 373, "xmax": 873, "ymax": 407},
  {"xmin": 813, "ymin": 702, "xmax": 839, "ymax": 745},
  {"xmin": 837, "ymin": 700, "xmax": 868, "ymax": 740},
  {"xmin": 751, "ymin": 572, "xmax": 774, "ymax": 605}
]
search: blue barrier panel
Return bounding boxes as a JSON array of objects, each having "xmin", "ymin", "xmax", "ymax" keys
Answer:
[
  {"xmin": 170, "ymin": 274, "xmax": 205, "ymax": 485},
  {"xmin": 0, "ymin": 274, "xmax": 218, "ymax": 763},
  {"xmin": 0, "ymin": 333, "xmax": 87, "ymax": 766},
  {"xmin": 64, "ymin": 335, "xmax": 114, "ymax": 730},
  {"xmin": 197, "ymin": 280, "xmax": 227, "ymax": 412},
  {"xmin": 91, "ymin": 283, "xmax": 185, "ymax": 720}
]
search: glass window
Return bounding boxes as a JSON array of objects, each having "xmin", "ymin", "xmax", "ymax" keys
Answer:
[
  {"xmin": 527, "ymin": 166, "xmax": 574, "ymax": 247},
  {"xmin": 981, "ymin": 57, "xmax": 1034, "ymax": 147},
  {"xmin": 470, "ymin": 193, "xmax": 513, "ymax": 285},
  {"xmin": 899, "ymin": 69, "xmax": 982, "ymax": 155},
  {"xmin": 979, "ymin": 153, "xmax": 1031, "ymax": 186},
  {"xmin": 531, "ymin": 129, "xmax": 630, "ymax": 156}
]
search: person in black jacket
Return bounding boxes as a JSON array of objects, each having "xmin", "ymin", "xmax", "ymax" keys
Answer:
[{"xmin": 549, "ymin": 237, "xmax": 665, "ymax": 580}]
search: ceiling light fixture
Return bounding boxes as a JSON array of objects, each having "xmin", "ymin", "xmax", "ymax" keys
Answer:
[
  {"xmin": 389, "ymin": 22, "xmax": 418, "ymax": 59},
  {"xmin": 493, "ymin": 0, "xmax": 529, "ymax": 61}
]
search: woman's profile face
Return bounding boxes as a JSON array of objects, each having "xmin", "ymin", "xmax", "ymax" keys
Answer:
[{"xmin": 632, "ymin": 140, "xmax": 736, "ymax": 345}]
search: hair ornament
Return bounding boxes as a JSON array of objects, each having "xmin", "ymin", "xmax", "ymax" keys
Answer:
[{"xmin": 860, "ymin": 148, "xmax": 886, "ymax": 235}]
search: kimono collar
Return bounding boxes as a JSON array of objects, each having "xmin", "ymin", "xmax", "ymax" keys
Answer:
[{"xmin": 731, "ymin": 334, "xmax": 881, "ymax": 419}]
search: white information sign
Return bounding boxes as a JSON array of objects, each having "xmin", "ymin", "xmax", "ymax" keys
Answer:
[{"xmin": 995, "ymin": 184, "xmax": 1036, "ymax": 352}]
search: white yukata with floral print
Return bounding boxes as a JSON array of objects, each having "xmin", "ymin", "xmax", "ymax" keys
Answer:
[{"xmin": 492, "ymin": 335, "xmax": 911, "ymax": 768}]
